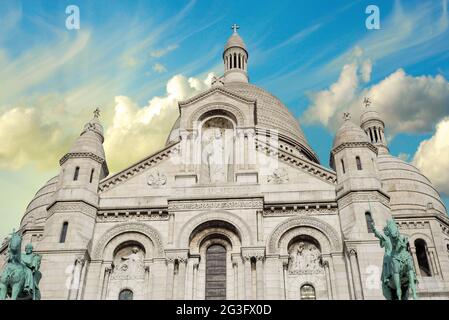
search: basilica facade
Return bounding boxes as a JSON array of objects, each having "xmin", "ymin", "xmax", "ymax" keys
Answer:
[{"xmin": 1, "ymin": 28, "xmax": 449, "ymax": 300}]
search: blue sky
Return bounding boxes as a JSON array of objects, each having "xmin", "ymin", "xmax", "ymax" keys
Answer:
[{"xmin": 0, "ymin": 0, "xmax": 449, "ymax": 240}]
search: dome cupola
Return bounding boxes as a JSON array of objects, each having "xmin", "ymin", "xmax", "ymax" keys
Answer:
[
  {"xmin": 360, "ymin": 97, "xmax": 388, "ymax": 154},
  {"xmin": 223, "ymin": 24, "xmax": 248, "ymax": 83}
]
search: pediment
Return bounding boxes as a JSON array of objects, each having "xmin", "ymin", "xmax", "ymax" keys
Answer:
[
  {"xmin": 99, "ymin": 142, "xmax": 180, "ymax": 194},
  {"xmin": 178, "ymin": 86, "xmax": 257, "ymax": 129},
  {"xmin": 256, "ymin": 139, "xmax": 337, "ymax": 186},
  {"xmin": 179, "ymin": 85, "xmax": 255, "ymax": 107}
]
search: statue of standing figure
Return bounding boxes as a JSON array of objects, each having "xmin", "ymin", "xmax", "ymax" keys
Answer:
[
  {"xmin": 0, "ymin": 230, "xmax": 42, "ymax": 300},
  {"xmin": 369, "ymin": 218, "xmax": 418, "ymax": 300}
]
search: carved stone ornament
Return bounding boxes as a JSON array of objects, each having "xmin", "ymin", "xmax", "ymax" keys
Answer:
[
  {"xmin": 147, "ymin": 171, "xmax": 167, "ymax": 187},
  {"xmin": 288, "ymin": 241, "xmax": 323, "ymax": 275},
  {"xmin": 267, "ymin": 168, "xmax": 289, "ymax": 184},
  {"xmin": 111, "ymin": 246, "xmax": 145, "ymax": 280}
]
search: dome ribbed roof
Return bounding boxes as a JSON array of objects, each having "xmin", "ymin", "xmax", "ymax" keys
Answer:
[
  {"xmin": 224, "ymin": 32, "xmax": 247, "ymax": 53},
  {"xmin": 360, "ymin": 107, "xmax": 383, "ymax": 125},
  {"xmin": 333, "ymin": 118, "xmax": 370, "ymax": 149},
  {"xmin": 68, "ymin": 116, "xmax": 105, "ymax": 159},
  {"xmin": 21, "ymin": 176, "xmax": 58, "ymax": 227},
  {"xmin": 378, "ymin": 154, "xmax": 447, "ymax": 215}
]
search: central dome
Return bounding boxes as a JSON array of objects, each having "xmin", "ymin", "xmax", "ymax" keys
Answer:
[{"xmin": 224, "ymin": 82, "xmax": 317, "ymax": 161}]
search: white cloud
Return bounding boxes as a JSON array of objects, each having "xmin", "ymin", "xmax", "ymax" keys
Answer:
[
  {"xmin": 150, "ymin": 44, "xmax": 179, "ymax": 58},
  {"xmin": 0, "ymin": 73, "xmax": 215, "ymax": 172},
  {"xmin": 153, "ymin": 63, "xmax": 167, "ymax": 73},
  {"xmin": 102, "ymin": 73, "xmax": 214, "ymax": 171},
  {"xmin": 412, "ymin": 117, "xmax": 449, "ymax": 195},
  {"xmin": 302, "ymin": 62, "xmax": 361, "ymax": 128},
  {"xmin": 303, "ymin": 60, "xmax": 449, "ymax": 135}
]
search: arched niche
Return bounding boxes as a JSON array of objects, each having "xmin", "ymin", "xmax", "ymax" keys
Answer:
[
  {"xmin": 92, "ymin": 223, "xmax": 165, "ymax": 261},
  {"xmin": 177, "ymin": 210, "xmax": 253, "ymax": 248},
  {"xmin": 267, "ymin": 217, "xmax": 341, "ymax": 255}
]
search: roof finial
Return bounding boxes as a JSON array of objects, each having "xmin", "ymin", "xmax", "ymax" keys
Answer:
[
  {"xmin": 231, "ymin": 23, "xmax": 239, "ymax": 34},
  {"xmin": 93, "ymin": 107, "xmax": 100, "ymax": 119},
  {"xmin": 363, "ymin": 97, "xmax": 372, "ymax": 108},
  {"xmin": 343, "ymin": 112, "xmax": 351, "ymax": 121}
]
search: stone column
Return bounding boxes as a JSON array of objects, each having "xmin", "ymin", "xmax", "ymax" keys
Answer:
[
  {"xmin": 144, "ymin": 264, "xmax": 151, "ymax": 299},
  {"xmin": 256, "ymin": 211, "xmax": 263, "ymax": 242},
  {"xmin": 427, "ymin": 248, "xmax": 440, "ymax": 276},
  {"xmin": 255, "ymin": 255, "xmax": 264, "ymax": 300},
  {"xmin": 165, "ymin": 258, "xmax": 175, "ymax": 299},
  {"xmin": 100, "ymin": 264, "xmax": 113, "ymax": 300},
  {"xmin": 410, "ymin": 247, "xmax": 420, "ymax": 277},
  {"xmin": 243, "ymin": 255, "xmax": 252, "ymax": 299},
  {"xmin": 191, "ymin": 131, "xmax": 199, "ymax": 171},
  {"xmin": 77, "ymin": 258, "xmax": 89, "ymax": 300},
  {"xmin": 237, "ymin": 129, "xmax": 245, "ymax": 169},
  {"xmin": 168, "ymin": 213, "xmax": 175, "ymax": 244},
  {"xmin": 180, "ymin": 131, "xmax": 189, "ymax": 172},
  {"xmin": 231, "ymin": 256, "xmax": 239, "ymax": 300},
  {"xmin": 348, "ymin": 249, "xmax": 363, "ymax": 300},
  {"xmin": 177, "ymin": 257, "xmax": 188, "ymax": 299},
  {"xmin": 150, "ymin": 258, "xmax": 167, "ymax": 299},
  {"xmin": 282, "ymin": 258, "xmax": 289, "ymax": 300},
  {"xmin": 321, "ymin": 257, "xmax": 333, "ymax": 299},
  {"xmin": 246, "ymin": 129, "xmax": 256, "ymax": 169},
  {"xmin": 191, "ymin": 257, "xmax": 200, "ymax": 300},
  {"xmin": 68, "ymin": 257, "xmax": 85, "ymax": 300}
]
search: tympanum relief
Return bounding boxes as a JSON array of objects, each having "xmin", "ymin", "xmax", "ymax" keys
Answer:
[{"xmin": 288, "ymin": 241, "xmax": 323, "ymax": 274}]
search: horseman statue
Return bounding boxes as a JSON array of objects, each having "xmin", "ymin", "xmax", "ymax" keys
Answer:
[
  {"xmin": 369, "ymin": 218, "xmax": 418, "ymax": 300},
  {"xmin": 0, "ymin": 230, "xmax": 42, "ymax": 300}
]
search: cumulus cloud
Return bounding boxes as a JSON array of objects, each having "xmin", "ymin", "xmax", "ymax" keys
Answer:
[
  {"xmin": 102, "ymin": 73, "xmax": 214, "ymax": 171},
  {"xmin": 0, "ymin": 73, "xmax": 214, "ymax": 172},
  {"xmin": 412, "ymin": 117, "xmax": 449, "ymax": 195},
  {"xmin": 303, "ymin": 58, "xmax": 449, "ymax": 135},
  {"xmin": 0, "ymin": 107, "xmax": 69, "ymax": 170}
]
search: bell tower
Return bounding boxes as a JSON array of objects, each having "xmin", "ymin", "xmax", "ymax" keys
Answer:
[{"xmin": 38, "ymin": 108, "xmax": 108, "ymax": 299}]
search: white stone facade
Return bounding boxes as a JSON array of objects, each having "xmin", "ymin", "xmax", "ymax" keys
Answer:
[{"xmin": 1, "ymin": 29, "xmax": 449, "ymax": 300}]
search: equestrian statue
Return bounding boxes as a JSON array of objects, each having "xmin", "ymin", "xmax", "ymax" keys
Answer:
[
  {"xmin": 0, "ymin": 230, "xmax": 42, "ymax": 300},
  {"xmin": 369, "ymin": 218, "xmax": 418, "ymax": 300}
]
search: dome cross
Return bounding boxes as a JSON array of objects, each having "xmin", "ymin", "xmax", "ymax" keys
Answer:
[{"xmin": 231, "ymin": 23, "xmax": 240, "ymax": 33}]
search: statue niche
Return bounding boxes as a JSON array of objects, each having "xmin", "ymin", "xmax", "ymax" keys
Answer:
[
  {"xmin": 111, "ymin": 245, "xmax": 145, "ymax": 280},
  {"xmin": 200, "ymin": 117, "xmax": 235, "ymax": 183},
  {"xmin": 288, "ymin": 237, "xmax": 323, "ymax": 275}
]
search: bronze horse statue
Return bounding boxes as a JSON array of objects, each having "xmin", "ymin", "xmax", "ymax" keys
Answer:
[
  {"xmin": 0, "ymin": 230, "xmax": 41, "ymax": 300},
  {"xmin": 0, "ymin": 230, "xmax": 28, "ymax": 300},
  {"xmin": 370, "ymin": 218, "xmax": 418, "ymax": 300}
]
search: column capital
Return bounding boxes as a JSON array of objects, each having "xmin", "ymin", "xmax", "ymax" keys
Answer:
[{"xmin": 241, "ymin": 247, "xmax": 265, "ymax": 261}]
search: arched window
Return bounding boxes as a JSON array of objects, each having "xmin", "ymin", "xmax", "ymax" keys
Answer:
[
  {"xmin": 73, "ymin": 166, "xmax": 80, "ymax": 181},
  {"xmin": 341, "ymin": 159, "xmax": 346, "ymax": 174},
  {"xmin": 300, "ymin": 284, "xmax": 316, "ymax": 300},
  {"xmin": 59, "ymin": 222, "xmax": 68, "ymax": 243},
  {"xmin": 365, "ymin": 212, "xmax": 374, "ymax": 233},
  {"xmin": 233, "ymin": 53, "xmax": 237, "ymax": 69},
  {"xmin": 89, "ymin": 168, "xmax": 94, "ymax": 183},
  {"xmin": 356, "ymin": 156, "xmax": 362, "ymax": 170},
  {"xmin": 118, "ymin": 289, "xmax": 133, "ymax": 300},
  {"xmin": 205, "ymin": 244, "xmax": 226, "ymax": 300},
  {"xmin": 415, "ymin": 239, "xmax": 432, "ymax": 277}
]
